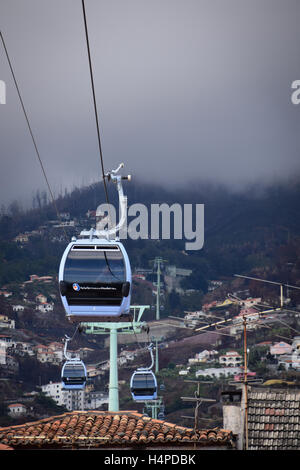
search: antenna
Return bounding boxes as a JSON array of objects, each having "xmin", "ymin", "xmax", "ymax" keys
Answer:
[{"xmin": 181, "ymin": 380, "xmax": 215, "ymax": 430}]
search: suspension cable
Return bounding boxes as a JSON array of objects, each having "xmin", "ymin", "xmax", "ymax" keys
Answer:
[
  {"xmin": 0, "ymin": 31, "xmax": 68, "ymax": 240},
  {"xmin": 81, "ymin": 0, "xmax": 110, "ymax": 206}
]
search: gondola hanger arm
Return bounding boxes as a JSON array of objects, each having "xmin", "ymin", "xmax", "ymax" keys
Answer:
[
  {"xmin": 80, "ymin": 163, "xmax": 131, "ymax": 240},
  {"xmin": 63, "ymin": 335, "xmax": 72, "ymax": 361},
  {"xmin": 146, "ymin": 343, "xmax": 155, "ymax": 371}
]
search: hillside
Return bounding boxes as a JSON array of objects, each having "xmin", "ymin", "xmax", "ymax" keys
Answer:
[
  {"xmin": 2, "ymin": 178, "xmax": 300, "ymax": 285},
  {"xmin": 0, "ymin": 178, "xmax": 300, "ymax": 426}
]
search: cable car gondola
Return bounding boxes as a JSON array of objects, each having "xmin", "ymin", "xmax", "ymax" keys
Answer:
[
  {"xmin": 60, "ymin": 335, "xmax": 87, "ymax": 390},
  {"xmin": 130, "ymin": 369, "xmax": 158, "ymax": 401},
  {"xmin": 59, "ymin": 238, "xmax": 131, "ymax": 322},
  {"xmin": 61, "ymin": 359, "xmax": 87, "ymax": 391},
  {"xmin": 58, "ymin": 164, "xmax": 132, "ymax": 323},
  {"xmin": 130, "ymin": 344, "xmax": 158, "ymax": 401}
]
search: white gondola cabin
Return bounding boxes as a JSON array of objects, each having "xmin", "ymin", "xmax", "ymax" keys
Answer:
[
  {"xmin": 130, "ymin": 369, "xmax": 158, "ymax": 401},
  {"xmin": 59, "ymin": 238, "xmax": 132, "ymax": 322},
  {"xmin": 61, "ymin": 359, "xmax": 87, "ymax": 390}
]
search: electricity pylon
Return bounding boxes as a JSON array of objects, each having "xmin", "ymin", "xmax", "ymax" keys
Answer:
[{"xmin": 151, "ymin": 257, "xmax": 168, "ymax": 320}]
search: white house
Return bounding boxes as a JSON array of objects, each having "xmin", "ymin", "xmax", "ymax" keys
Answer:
[
  {"xmin": 196, "ymin": 367, "xmax": 243, "ymax": 379},
  {"xmin": 13, "ymin": 341, "xmax": 35, "ymax": 356},
  {"xmin": 188, "ymin": 350, "xmax": 218, "ymax": 364},
  {"xmin": 219, "ymin": 351, "xmax": 242, "ymax": 367},
  {"xmin": 12, "ymin": 305, "xmax": 25, "ymax": 312},
  {"xmin": 7, "ymin": 403, "xmax": 27, "ymax": 416},
  {"xmin": 84, "ymin": 391, "xmax": 109, "ymax": 410},
  {"xmin": 35, "ymin": 344, "xmax": 56, "ymax": 363},
  {"xmin": 41, "ymin": 381, "xmax": 85, "ymax": 411},
  {"xmin": 291, "ymin": 337, "xmax": 300, "ymax": 351},
  {"xmin": 14, "ymin": 233, "xmax": 29, "ymax": 243},
  {"xmin": 36, "ymin": 303, "xmax": 54, "ymax": 313},
  {"xmin": 0, "ymin": 335, "xmax": 13, "ymax": 347},
  {"xmin": 0, "ymin": 315, "xmax": 15, "ymax": 329},
  {"xmin": 0, "ymin": 340, "xmax": 7, "ymax": 365}
]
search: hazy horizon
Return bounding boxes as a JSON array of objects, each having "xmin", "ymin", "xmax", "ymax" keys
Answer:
[{"xmin": 1, "ymin": 0, "xmax": 300, "ymax": 209}]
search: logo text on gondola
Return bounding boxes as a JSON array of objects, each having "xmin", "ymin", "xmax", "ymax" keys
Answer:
[
  {"xmin": 0, "ymin": 80, "xmax": 6, "ymax": 104},
  {"xmin": 72, "ymin": 284, "xmax": 117, "ymax": 291},
  {"xmin": 96, "ymin": 203, "xmax": 204, "ymax": 251}
]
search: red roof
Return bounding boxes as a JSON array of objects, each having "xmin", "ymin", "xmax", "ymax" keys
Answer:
[{"xmin": 0, "ymin": 411, "xmax": 235, "ymax": 449}]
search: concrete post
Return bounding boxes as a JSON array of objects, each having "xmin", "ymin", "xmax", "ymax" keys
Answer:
[{"xmin": 108, "ymin": 327, "xmax": 119, "ymax": 411}]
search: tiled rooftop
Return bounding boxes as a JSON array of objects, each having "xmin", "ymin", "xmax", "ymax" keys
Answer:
[
  {"xmin": 0, "ymin": 410, "xmax": 235, "ymax": 450},
  {"xmin": 248, "ymin": 388, "xmax": 300, "ymax": 450}
]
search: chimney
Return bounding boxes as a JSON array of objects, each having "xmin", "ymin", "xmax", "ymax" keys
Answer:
[{"xmin": 221, "ymin": 389, "xmax": 244, "ymax": 450}]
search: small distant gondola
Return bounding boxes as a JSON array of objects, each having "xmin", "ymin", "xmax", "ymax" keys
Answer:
[
  {"xmin": 130, "ymin": 369, "xmax": 158, "ymax": 401},
  {"xmin": 130, "ymin": 344, "xmax": 157, "ymax": 401},
  {"xmin": 61, "ymin": 359, "xmax": 87, "ymax": 391}
]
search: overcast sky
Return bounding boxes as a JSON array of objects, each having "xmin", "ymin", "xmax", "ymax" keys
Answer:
[{"xmin": 1, "ymin": 0, "xmax": 300, "ymax": 209}]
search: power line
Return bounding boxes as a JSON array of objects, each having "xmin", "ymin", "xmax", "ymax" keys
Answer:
[
  {"xmin": 81, "ymin": 0, "xmax": 110, "ymax": 206},
  {"xmin": 0, "ymin": 31, "xmax": 68, "ymax": 240},
  {"xmin": 234, "ymin": 274, "xmax": 300, "ymax": 291}
]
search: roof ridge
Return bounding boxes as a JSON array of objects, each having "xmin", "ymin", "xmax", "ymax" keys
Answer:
[{"xmin": 0, "ymin": 410, "xmax": 235, "ymax": 449}]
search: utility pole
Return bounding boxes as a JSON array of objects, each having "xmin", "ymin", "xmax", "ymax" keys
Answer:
[
  {"xmin": 227, "ymin": 315, "xmax": 263, "ymax": 450},
  {"xmin": 151, "ymin": 257, "xmax": 167, "ymax": 321},
  {"xmin": 151, "ymin": 335, "xmax": 164, "ymax": 374},
  {"xmin": 243, "ymin": 315, "xmax": 249, "ymax": 451}
]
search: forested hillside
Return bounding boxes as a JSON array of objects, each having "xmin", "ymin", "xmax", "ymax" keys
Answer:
[{"xmin": 1, "ymin": 178, "xmax": 300, "ymax": 296}]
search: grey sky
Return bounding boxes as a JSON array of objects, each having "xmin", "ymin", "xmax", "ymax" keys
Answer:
[{"xmin": 1, "ymin": 0, "xmax": 300, "ymax": 209}]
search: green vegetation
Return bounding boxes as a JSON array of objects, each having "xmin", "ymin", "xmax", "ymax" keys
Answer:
[{"xmin": 1, "ymin": 179, "xmax": 300, "ymax": 422}]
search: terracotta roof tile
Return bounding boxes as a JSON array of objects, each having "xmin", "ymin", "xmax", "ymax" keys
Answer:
[
  {"xmin": 0, "ymin": 411, "xmax": 234, "ymax": 449},
  {"xmin": 248, "ymin": 388, "xmax": 300, "ymax": 450}
]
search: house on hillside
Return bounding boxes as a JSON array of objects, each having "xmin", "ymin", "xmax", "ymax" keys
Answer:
[
  {"xmin": 12, "ymin": 305, "xmax": 24, "ymax": 313},
  {"xmin": 188, "ymin": 349, "xmax": 218, "ymax": 364},
  {"xmin": 36, "ymin": 303, "xmax": 54, "ymax": 313},
  {"xmin": 13, "ymin": 233, "xmax": 29, "ymax": 243},
  {"xmin": 0, "ymin": 315, "xmax": 15, "ymax": 329},
  {"xmin": 35, "ymin": 294, "xmax": 47, "ymax": 304},
  {"xmin": 7, "ymin": 404, "xmax": 27, "ymax": 417},
  {"xmin": 219, "ymin": 351, "xmax": 242, "ymax": 367},
  {"xmin": 0, "ymin": 335, "xmax": 13, "ymax": 347},
  {"xmin": 270, "ymin": 342, "xmax": 293, "ymax": 357},
  {"xmin": 291, "ymin": 336, "xmax": 300, "ymax": 351},
  {"xmin": 0, "ymin": 340, "xmax": 6, "ymax": 365},
  {"xmin": 41, "ymin": 381, "xmax": 85, "ymax": 411},
  {"xmin": 11, "ymin": 341, "xmax": 35, "ymax": 357},
  {"xmin": 34, "ymin": 344, "xmax": 63, "ymax": 364},
  {"xmin": 196, "ymin": 366, "xmax": 242, "ymax": 379},
  {"xmin": 240, "ymin": 297, "xmax": 262, "ymax": 308},
  {"xmin": 0, "ymin": 290, "xmax": 12, "ymax": 298}
]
